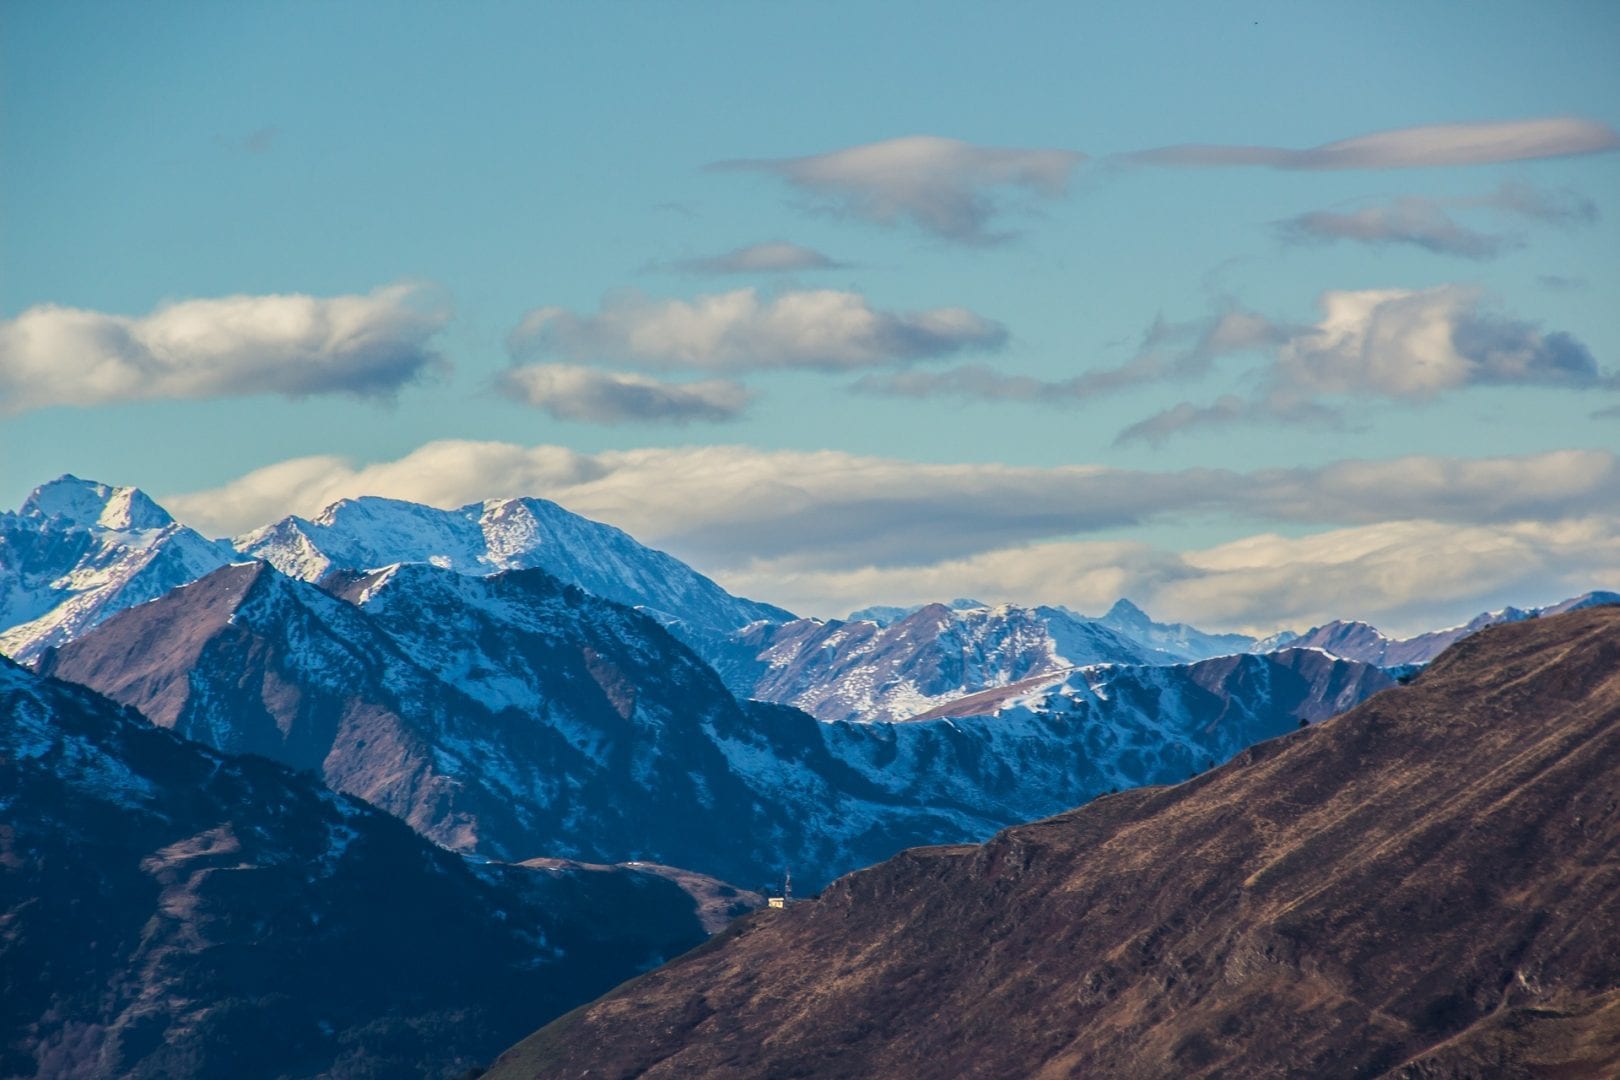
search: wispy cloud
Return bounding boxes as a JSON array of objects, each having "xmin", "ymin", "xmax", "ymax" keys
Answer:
[
  {"xmin": 507, "ymin": 288, "xmax": 1006, "ymax": 373},
  {"xmin": 657, "ymin": 241, "xmax": 846, "ymax": 275},
  {"xmin": 1275, "ymin": 181, "xmax": 1597, "ymax": 260},
  {"xmin": 166, "ymin": 441, "xmax": 1617, "ymax": 562},
  {"xmin": 495, "ymin": 364, "xmax": 752, "ymax": 424},
  {"xmin": 163, "ymin": 442, "xmax": 1620, "ymax": 633},
  {"xmin": 0, "ymin": 283, "xmax": 449, "ymax": 413},
  {"xmin": 1127, "ymin": 117, "xmax": 1620, "ymax": 170},
  {"xmin": 1276, "ymin": 199, "xmax": 1512, "ymax": 260},
  {"xmin": 712, "ymin": 135, "xmax": 1085, "ymax": 243},
  {"xmin": 855, "ymin": 309, "xmax": 1286, "ymax": 403},
  {"xmin": 1117, "ymin": 287, "xmax": 1611, "ymax": 444},
  {"xmin": 1473, "ymin": 180, "xmax": 1598, "ymax": 225},
  {"xmin": 1114, "ymin": 395, "xmax": 1336, "ymax": 446},
  {"xmin": 214, "ymin": 125, "xmax": 280, "ymax": 154}
]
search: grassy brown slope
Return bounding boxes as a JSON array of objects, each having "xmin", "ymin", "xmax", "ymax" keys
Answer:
[{"xmin": 486, "ymin": 605, "xmax": 1620, "ymax": 1080}]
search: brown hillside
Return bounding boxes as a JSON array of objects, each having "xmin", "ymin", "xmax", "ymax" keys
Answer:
[{"xmin": 488, "ymin": 605, "xmax": 1620, "ymax": 1080}]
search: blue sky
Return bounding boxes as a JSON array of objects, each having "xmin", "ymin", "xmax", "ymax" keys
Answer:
[{"xmin": 4, "ymin": 1, "xmax": 1619, "ymax": 633}]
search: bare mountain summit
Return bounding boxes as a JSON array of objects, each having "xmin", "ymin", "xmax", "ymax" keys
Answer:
[{"xmin": 488, "ymin": 604, "xmax": 1620, "ymax": 1080}]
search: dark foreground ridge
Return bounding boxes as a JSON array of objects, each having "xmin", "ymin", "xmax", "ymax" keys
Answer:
[
  {"xmin": 0, "ymin": 658, "xmax": 733, "ymax": 1080},
  {"xmin": 488, "ymin": 605, "xmax": 1620, "ymax": 1079}
]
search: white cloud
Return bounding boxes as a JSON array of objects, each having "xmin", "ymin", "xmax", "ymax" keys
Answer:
[
  {"xmin": 495, "ymin": 364, "xmax": 752, "ymax": 424},
  {"xmin": 1129, "ymin": 116, "xmax": 1620, "ymax": 170},
  {"xmin": 712, "ymin": 135, "xmax": 1085, "ymax": 243},
  {"xmin": 661, "ymin": 241, "xmax": 845, "ymax": 275},
  {"xmin": 1276, "ymin": 286, "xmax": 1602, "ymax": 397},
  {"xmin": 507, "ymin": 288, "xmax": 1005, "ymax": 373},
  {"xmin": 0, "ymin": 283, "xmax": 449, "ymax": 413},
  {"xmin": 161, "ymin": 441, "xmax": 1620, "ymax": 631}
]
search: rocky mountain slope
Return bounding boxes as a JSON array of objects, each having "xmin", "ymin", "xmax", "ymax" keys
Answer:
[
  {"xmin": 722, "ymin": 602, "xmax": 1162, "ymax": 722},
  {"xmin": 488, "ymin": 605, "xmax": 1620, "ymax": 1080},
  {"xmin": 36, "ymin": 560, "xmax": 796, "ymax": 879},
  {"xmin": 0, "ymin": 658, "xmax": 748, "ymax": 1080},
  {"xmin": 907, "ymin": 645, "xmax": 1390, "ymax": 728},
  {"xmin": 37, "ymin": 560, "xmax": 1395, "ymax": 891},
  {"xmin": 0, "ymin": 477, "xmax": 233, "ymax": 662}
]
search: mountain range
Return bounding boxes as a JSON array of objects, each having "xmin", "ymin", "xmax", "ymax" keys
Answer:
[
  {"xmin": 36, "ymin": 556, "xmax": 1391, "ymax": 890},
  {"xmin": 6, "ymin": 474, "xmax": 1609, "ymax": 892},
  {"xmin": 487, "ymin": 604, "xmax": 1620, "ymax": 1079},
  {"xmin": 7, "ymin": 474, "xmax": 1606, "ymax": 719}
]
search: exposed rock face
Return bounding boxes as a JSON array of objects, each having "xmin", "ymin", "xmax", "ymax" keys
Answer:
[
  {"xmin": 487, "ymin": 606, "xmax": 1620, "ymax": 1080},
  {"xmin": 37, "ymin": 561, "xmax": 1395, "ymax": 892},
  {"xmin": 0, "ymin": 659, "xmax": 744, "ymax": 1080}
]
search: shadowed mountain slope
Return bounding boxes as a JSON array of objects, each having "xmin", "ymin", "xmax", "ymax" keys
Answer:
[
  {"xmin": 488, "ymin": 604, "xmax": 1620, "ymax": 1080},
  {"xmin": 0, "ymin": 659, "xmax": 744, "ymax": 1080}
]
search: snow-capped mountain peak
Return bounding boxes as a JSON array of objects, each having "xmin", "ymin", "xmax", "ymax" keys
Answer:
[
  {"xmin": 1102, "ymin": 597, "xmax": 1149, "ymax": 623},
  {"xmin": 20, "ymin": 474, "xmax": 174, "ymax": 532},
  {"xmin": 1, "ymin": 480, "xmax": 234, "ymax": 661},
  {"xmin": 237, "ymin": 492, "xmax": 792, "ymax": 642},
  {"xmin": 1094, "ymin": 596, "xmax": 1256, "ymax": 662}
]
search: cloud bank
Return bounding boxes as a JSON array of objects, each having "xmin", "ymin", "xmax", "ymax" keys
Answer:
[
  {"xmin": 495, "ymin": 364, "xmax": 752, "ymax": 424},
  {"xmin": 1128, "ymin": 117, "xmax": 1620, "ymax": 170},
  {"xmin": 713, "ymin": 135, "xmax": 1085, "ymax": 243},
  {"xmin": 161, "ymin": 440, "xmax": 1620, "ymax": 633},
  {"xmin": 0, "ymin": 283, "xmax": 449, "ymax": 413},
  {"xmin": 508, "ymin": 288, "xmax": 1006, "ymax": 373},
  {"xmin": 732, "ymin": 515, "xmax": 1619, "ymax": 637}
]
